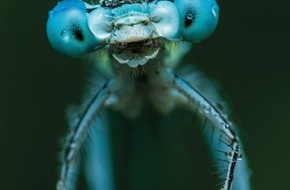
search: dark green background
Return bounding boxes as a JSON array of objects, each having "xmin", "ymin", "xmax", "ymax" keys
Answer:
[{"xmin": 1, "ymin": 0, "xmax": 290, "ymax": 189}]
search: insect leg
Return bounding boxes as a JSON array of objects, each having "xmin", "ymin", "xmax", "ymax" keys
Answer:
[
  {"xmin": 208, "ymin": 127, "xmax": 251, "ymax": 190},
  {"xmin": 84, "ymin": 114, "xmax": 115, "ymax": 190},
  {"xmin": 56, "ymin": 79, "xmax": 120, "ymax": 190},
  {"xmin": 165, "ymin": 72, "xmax": 247, "ymax": 190},
  {"xmin": 173, "ymin": 75, "xmax": 239, "ymax": 189},
  {"xmin": 173, "ymin": 67, "xmax": 251, "ymax": 190}
]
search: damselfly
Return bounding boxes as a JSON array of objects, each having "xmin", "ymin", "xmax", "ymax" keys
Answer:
[{"xmin": 47, "ymin": 0, "xmax": 251, "ymax": 189}]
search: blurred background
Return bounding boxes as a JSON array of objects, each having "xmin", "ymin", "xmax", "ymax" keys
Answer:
[{"xmin": 1, "ymin": 0, "xmax": 289, "ymax": 189}]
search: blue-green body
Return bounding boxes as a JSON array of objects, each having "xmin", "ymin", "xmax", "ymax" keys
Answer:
[{"xmin": 46, "ymin": 1, "xmax": 251, "ymax": 190}]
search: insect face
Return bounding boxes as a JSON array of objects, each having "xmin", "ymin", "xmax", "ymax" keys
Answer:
[{"xmin": 47, "ymin": 0, "xmax": 219, "ymax": 65}]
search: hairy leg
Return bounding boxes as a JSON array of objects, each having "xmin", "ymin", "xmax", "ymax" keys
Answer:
[
  {"xmin": 153, "ymin": 67, "xmax": 251, "ymax": 190},
  {"xmin": 57, "ymin": 79, "xmax": 120, "ymax": 190}
]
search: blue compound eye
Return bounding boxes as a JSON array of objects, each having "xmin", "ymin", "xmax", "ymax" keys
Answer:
[
  {"xmin": 47, "ymin": 0, "xmax": 100, "ymax": 58},
  {"xmin": 175, "ymin": 0, "xmax": 219, "ymax": 43}
]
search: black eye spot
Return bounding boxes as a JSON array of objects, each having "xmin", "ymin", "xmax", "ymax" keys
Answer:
[
  {"xmin": 73, "ymin": 28, "xmax": 84, "ymax": 41},
  {"xmin": 184, "ymin": 8, "xmax": 196, "ymax": 27},
  {"xmin": 71, "ymin": 24, "xmax": 84, "ymax": 41}
]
